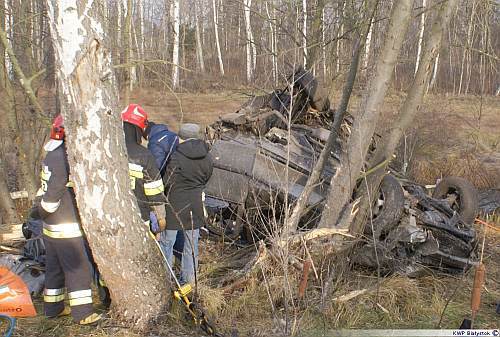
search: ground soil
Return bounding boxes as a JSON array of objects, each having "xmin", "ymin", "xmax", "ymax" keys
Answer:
[{"xmin": 6, "ymin": 88, "xmax": 500, "ymax": 336}]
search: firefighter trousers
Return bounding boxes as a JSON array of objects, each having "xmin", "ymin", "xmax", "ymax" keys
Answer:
[{"xmin": 43, "ymin": 235, "xmax": 93, "ymax": 322}]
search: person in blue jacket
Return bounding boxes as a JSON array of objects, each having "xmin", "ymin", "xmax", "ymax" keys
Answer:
[
  {"xmin": 144, "ymin": 121, "xmax": 179, "ymax": 176},
  {"xmin": 143, "ymin": 121, "xmax": 184, "ymax": 261}
]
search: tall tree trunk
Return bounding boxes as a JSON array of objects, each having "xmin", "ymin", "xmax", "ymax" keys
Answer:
[
  {"xmin": 321, "ymin": 7, "xmax": 327, "ymax": 78},
  {"xmin": 428, "ymin": 52, "xmax": 439, "ymax": 91},
  {"xmin": 265, "ymin": 0, "xmax": 277, "ymax": 85},
  {"xmin": 0, "ymin": 159, "xmax": 18, "ymax": 224},
  {"xmin": 458, "ymin": 2, "xmax": 475, "ymax": 95},
  {"xmin": 212, "ymin": 0, "xmax": 224, "ymax": 76},
  {"xmin": 283, "ymin": 1, "xmax": 376, "ymax": 237},
  {"xmin": 194, "ymin": 0, "xmax": 205, "ymax": 73},
  {"xmin": 46, "ymin": 0, "xmax": 169, "ymax": 328},
  {"xmin": 335, "ymin": 1, "xmax": 345, "ymax": 74},
  {"xmin": 244, "ymin": 0, "xmax": 253, "ymax": 82},
  {"xmin": 318, "ymin": 0, "xmax": 414, "ymax": 229},
  {"xmin": 0, "ymin": 0, "xmax": 5, "ymax": 88},
  {"xmin": 137, "ymin": 0, "xmax": 144, "ymax": 86},
  {"xmin": 363, "ymin": 17, "xmax": 374, "ymax": 71},
  {"xmin": 123, "ymin": 0, "xmax": 132, "ymax": 104},
  {"xmin": 302, "ymin": 0, "xmax": 307, "ymax": 66},
  {"xmin": 305, "ymin": 0, "xmax": 325, "ymax": 70},
  {"xmin": 414, "ymin": 0, "xmax": 426, "ymax": 74},
  {"xmin": 351, "ymin": 0, "xmax": 459, "ymax": 235},
  {"xmin": 171, "ymin": 0, "xmax": 180, "ymax": 89},
  {"xmin": 0, "ymin": 25, "xmax": 42, "ymax": 198}
]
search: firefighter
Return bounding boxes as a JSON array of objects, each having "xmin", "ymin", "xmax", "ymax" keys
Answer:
[
  {"xmin": 33, "ymin": 115, "xmax": 101, "ymax": 325},
  {"xmin": 121, "ymin": 104, "xmax": 167, "ymax": 231},
  {"xmin": 143, "ymin": 121, "xmax": 185, "ymax": 262}
]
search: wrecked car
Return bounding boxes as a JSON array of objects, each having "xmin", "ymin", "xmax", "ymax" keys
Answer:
[{"xmin": 204, "ymin": 67, "xmax": 480, "ymax": 274}]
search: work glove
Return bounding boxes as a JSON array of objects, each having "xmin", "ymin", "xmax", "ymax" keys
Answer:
[
  {"xmin": 150, "ymin": 211, "xmax": 160, "ymax": 234},
  {"xmin": 158, "ymin": 218, "xmax": 167, "ymax": 232}
]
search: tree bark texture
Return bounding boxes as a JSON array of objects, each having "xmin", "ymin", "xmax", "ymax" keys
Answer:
[
  {"xmin": 318, "ymin": 0, "xmax": 414, "ymax": 229},
  {"xmin": 45, "ymin": 0, "xmax": 169, "ymax": 328}
]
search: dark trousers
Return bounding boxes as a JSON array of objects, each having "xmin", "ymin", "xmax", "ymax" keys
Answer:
[{"xmin": 43, "ymin": 236, "xmax": 93, "ymax": 322}]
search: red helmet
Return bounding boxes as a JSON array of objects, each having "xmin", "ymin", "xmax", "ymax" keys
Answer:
[
  {"xmin": 121, "ymin": 104, "xmax": 148, "ymax": 131},
  {"xmin": 50, "ymin": 115, "xmax": 65, "ymax": 140}
]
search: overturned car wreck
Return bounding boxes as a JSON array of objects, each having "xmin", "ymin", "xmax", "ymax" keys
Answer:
[{"xmin": 204, "ymin": 67, "xmax": 481, "ymax": 275}]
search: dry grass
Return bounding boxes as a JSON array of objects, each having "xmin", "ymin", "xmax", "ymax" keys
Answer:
[{"xmin": 9, "ymin": 89, "xmax": 500, "ymax": 336}]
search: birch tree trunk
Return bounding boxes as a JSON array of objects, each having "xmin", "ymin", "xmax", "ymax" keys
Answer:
[
  {"xmin": 363, "ymin": 17, "xmax": 374, "ymax": 71},
  {"xmin": 194, "ymin": 0, "xmax": 205, "ymax": 73},
  {"xmin": 212, "ymin": 0, "xmax": 224, "ymax": 76},
  {"xmin": 46, "ymin": 0, "xmax": 169, "ymax": 328},
  {"xmin": 171, "ymin": 0, "xmax": 180, "ymax": 89},
  {"xmin": 414, "ymin": 0, "xmax": 426, "ymax": 74},
  {"xmin": 265, "ymin": 0, "xmax": 277, "ymax": 85},
  {"xmin": 428, "ymin": 52, "xmax": 439, "ymax": 91},
  {"xmin": 318, "ymin": 0, "xmax": 414, "ymax": 229},
  {"xmin": 123, "ymin": 0, "xmax": 132, "ymax": 104},
  {"xmin": 351, "ymin": 0, "xmax": 459, "ymax": 235},
  {"xmin": 244, "ymin": 0, "xmax": 253, "ymax": 82}
]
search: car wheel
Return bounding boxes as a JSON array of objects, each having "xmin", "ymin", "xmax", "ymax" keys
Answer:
[
  {"xmin": 365, "ymin": 174, "xmax": 405, "ymax": 240},
  {"xmin": 432, "ymin": 176, "xmax": 478, "ymax": 224}
]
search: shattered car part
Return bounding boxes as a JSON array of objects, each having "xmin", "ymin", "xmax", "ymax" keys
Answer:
[{"xmin": 205, "ymin": 67, "xmax": 479, "ymax": 274}]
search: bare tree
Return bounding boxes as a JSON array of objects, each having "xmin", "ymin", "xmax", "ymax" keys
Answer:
[
  {"xmin": 351, "ymin": 0, "xmax": 460, "ymax": 234},
  {"xmin": 123, "ymin": 0, "xmax": 132, "ymax": 104},
  {"xmin": 172, "ymin": 0, "xmax": 180, "ymax": 89},
  {"xmin": 244, "ymin": 0, "xmax": 254, "ymax": 82},
  {"xmin": 414, "ymin": 0, "xmax": 427, "ymax": 74},
  {"xmin": 46, "ymin": 0, "xmax": 169, "ymax": 328},
  {"xmin": 194, "ymin": 0, "xmax": 205, "ymax": 73},
  {"xmin": 213, "ymin": 0, "xmax": 224, "ymax": 76},
  {"xmin": 318, "ymin": 0, "xmax": 414, "ymax": 229}
]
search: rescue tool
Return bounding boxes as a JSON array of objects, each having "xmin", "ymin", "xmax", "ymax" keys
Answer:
[{"xmin": 149, "ymin": 232, "xmax": 224, "ymax": 337}]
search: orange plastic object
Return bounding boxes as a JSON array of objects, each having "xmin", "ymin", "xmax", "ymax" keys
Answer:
[
  {"xmin": 0, "ymin": 266, "xmax": 37, "ymax": 317},
  {"xmin": 471, "ymin": 262, "xmax": 485, "ymax": 319}
]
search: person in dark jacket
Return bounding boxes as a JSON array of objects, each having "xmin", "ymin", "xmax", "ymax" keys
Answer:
[
  {"xmin": 143, "ymin": 121, "xmax": 184, "ymax": 261},
  {"xmin": 33, "ymin": 115, "xmax": 101, "ymax": 325},
  {"xmin": 121, "ymin": 104, "xmax": 167, "ymax": 231},
  {"xmin": 160, "ymin": 123, "xmax": 213, "ymax": 284}
]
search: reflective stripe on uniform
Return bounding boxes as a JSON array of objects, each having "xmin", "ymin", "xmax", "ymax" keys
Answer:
[
  {"xmin": 40, "ymin": 165, "xmax": 51, "ymax": 194},
  {"xmin": 44, "ymin": 288, "xmax": 65, "ymax": 296},
  {"xmin": 128, "ymin": 163, "xmax": 144, "ymax": 178},
  {"xmin": 44, "ymin": 288, "xmax": 65, "ymax": 303},
  {"xmin": 144, "ymin": 179, "xmax": 164, "ymax": 196},
  {"xmin": 41, "ymin": 199, "xmax": 61, "ymax": 213},
  {"xmin": 68, "ymin": 289, "xmax": 92, "ymax": 306},
  {"xmin": 43, "ymin": 223, "xmax": 82, "ymax": 239},
  {"xmin": 41, "ymin": 166, "xmax": 51, "ymax": 181}
]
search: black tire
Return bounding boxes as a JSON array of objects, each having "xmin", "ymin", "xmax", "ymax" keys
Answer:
[
  {"xmin": 432, "ymin": 176, "xmax": 478, "ymax": 224},
  {"xmin": 365, "ymin": 175, "xmax": 405, "ymax": 240}
]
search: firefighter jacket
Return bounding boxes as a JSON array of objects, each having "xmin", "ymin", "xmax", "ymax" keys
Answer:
[
  {"xmin": 38, "ymin": 141, "xmax": 82, "ymax": 239},
  {"xmin": 124, "ymin": 122, "xmax": 166, "ymax": 221}
]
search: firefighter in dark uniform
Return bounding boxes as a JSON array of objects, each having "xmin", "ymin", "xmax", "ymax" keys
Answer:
[
  {"xmin": 34, "ymin": 115, "xmax": 101, "ymax": 325},
  {"xmin": 121, "ymin": 104, "xmax": 167, "ymax": 231}
]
